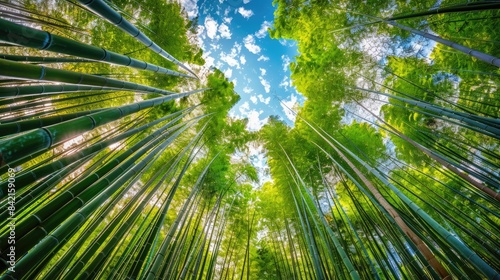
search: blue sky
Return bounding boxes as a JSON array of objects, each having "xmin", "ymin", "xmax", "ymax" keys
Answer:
[{"xmin": 181, "ymin": 0, "xmax": 304, "ymax": 130}]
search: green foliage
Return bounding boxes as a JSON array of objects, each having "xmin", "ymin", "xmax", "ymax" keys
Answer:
[
  {"xmin": 200, "ymin": 69, "xmax": 240, "ymax": 139},
  {"xmin": 262, "ymin": 0, "xmax": 500, "ymax": 279},
  {"xmin": 1, "ymin": 0, "xmax": 499, "ymax": 279},
  {"xmin": 337, "ymin": 121, "xmax": 387, "ymax": 163}
]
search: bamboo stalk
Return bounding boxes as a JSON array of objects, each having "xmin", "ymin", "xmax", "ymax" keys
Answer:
[
  {"xmin": 76, "ymin": 0, "xmax": 198, "ymax": 78},
  {"xmin": 0, "ymin": 54, "xmax": 91, "ymax": 63},
  {"xmin": 355, "ymin": 101, "xmax": 500, "ymax": 202},
  {"xmin": 0, "ymin": 18, "xmax": 194, "ymax": 78},
  {"xmin": 387, "ymin": 1, "xmax": 500, "ymax": 21},
  {"xmin": 308, "ymin": 119, "xmax": 498, "ymax": 279},
  {"xmin": 386, "ymin": 20, "xmax": 500, "ymax": 67},
  {"xmin": 0, "ymin": 87, "xmax": 205, "ymax": 167},
  {"xmin": 0, "ymin": 108, "xmax": 192, "ymax": 198},
  {"xmin": 0, "ymin": 58, "xmax": 186, "ymax": 95}
]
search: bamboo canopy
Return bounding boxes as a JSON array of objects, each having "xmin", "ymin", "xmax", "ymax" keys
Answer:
[{"xmin": 0, "ymin": 0, "xmax": 499, "ymax": 279}]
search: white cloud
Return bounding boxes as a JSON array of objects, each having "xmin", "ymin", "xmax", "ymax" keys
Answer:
[
  {"xmin": 243, "ymin": 35, "xmax": 261, "ymax": 54},
  {"xmin": 220, "ymin": 51, "xmax": 240, "ymax": 68},
  {"xmin": 232, "ymin": 78, "xmax": 238, "ymax": 86},
  {"xmin": 179, "ymin": 0, "xmax": 198, "ymax": 18},
  {"xmin": 239, "ymin": 102, "xmax": 267, "ymax": 131},
  {"xmin": 224, "ymin": 68, "xmax": 233, "ymax": 78},
  {"xmin": 204, "ymin": 16, "xmax": 218, "ymax": 40},
  {"xmin": 279, "ymin": 39, "xmax": 296, "ymax": 47},
  {"xmin": 258, "ymin": 94, "xmax": 270, "ymax": 104},
  {"xmin": 203, "ymin": 51, "xmax": 215, "ymax": 68},
  {"xmin": 279, "ymin": 75, "xmax": 290, "ymax": 90},
  {"xmin": 281, "ymin": 94, "xmax": 298, "ymax": 122},
  {"xmin": 250, "ymin": 96, "xmax": 258, "ymax": 104},
  {"xmin": 240, "ymin": 55, "xmax": 246, "ymax": 65},
  {"xmin": 255, "ymin": 21, "xmax": 272, "ymax": 38},
  {"xmin": 237, "ymin": 7, "xmax": 254, "ymax": 18},
  {"xmin": 259, "ymin": 77, "xmax": 271, "ymax": 93},
  {"xmin": 218, "ymin": 23, "xmax": 232, "ymax": 39},
  {"xmin": 239, "ymin": 101, "xmax": 250, "ymax": 111},
  {"xmin": 223, "ymin": 17, "xmax": 232, "ymax": 24},
  {"xmin": 233, "ymin": 42, "xmax": 242, "ymax": 53},
  {"xmin": 257, "ymin": 55, "xmax": 269, "ymax": 61},
  {"xmin": 243, "ymin": 0, "xmax": 251, "ymax": 3},
  {"xmin": 210, "ymin": 43, "xmax": 220, "ymax": 51},
  {"xmin": 243, "ymin": 86, "xmax": 253, "ymax": 94},
  {"xmin": 281, "ymin": 54, "xmax": 291, "ymax": 72},
  {"xmin": 259, "ymin": 68, "xmax": 266, "ymax": 76},
  {"xmin": 220, "ymin": 43, "xmax": 243, "ymax": 69},
  {"xmin": 247, "ymin": 111, "xmax": 267, "ymax": 131}
]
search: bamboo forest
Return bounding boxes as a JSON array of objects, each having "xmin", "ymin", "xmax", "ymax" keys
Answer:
[{"xmin": 0, "ymin": 0, "xmax": 499, "ymax": 279}]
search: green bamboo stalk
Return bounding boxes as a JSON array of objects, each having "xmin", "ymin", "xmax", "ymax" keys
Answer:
[
  {"xmin": 0, "ymin": 87, "xmax": 205, "ymax": 168},
  {"xmin": 0, "ymin": 108, "xmax": 104, "ymax": 137},
  {"xmin": 317, "ymin": 158, "xmax": 380, "ymax": 279},
  {"xmin": 356, "ymin": 98, "xmax": 500, "ymax": 188},
  {"xmin": 0, "ymin": 114, "xmax": 201, "ymax": 257},
  {"xmin": 0, "ymin": 84, "xmax": 116, "ymax": 98},
  {"xmin": 387, "ymin": 1, "xmax": 500, "ymax": 21},
  {"xmin": 238, "ymin": 209, "xmax": 256, "ymax": 280},
  {"xmin": 0, "ymin": 122, "xmax": 188, "ymax": 265},
  {"xmin": 135, "ymin": 129, "xmax": 210, "ymax": 279},
  {"xmin": 161, "ymin": 197, "xmax": 204, "ymax": 280},
  {"xmin": 0, "ymin": 18, "xmax": 194, "ymax": 78},
  {"xmin": 202, "ymin": 200, "xmax": 228, "ymax": 279},
  {"xmin": 0, "ymin": 54, "xmax": 91, "ymax": 63},
  {"xmin": 120, "ymin": 138, "xmax": 201, "ymax": 279},
  {"xmin": 0, "ymin": 94, "xmax": 131, "ymax": 125},
  {"xmin": 342, "ymin": 106, "xmax": 500, "ymax": 213},
  {"xmin": 71, "ymin": 123, "xmax": 205, "ymax": 279},
  {"xmin": 0, "ymin": 58, "xmax": 192, "ymax": 95},
  {"xmin": 386, "ymin": 20, "xmax": 500, "ymax": 67},
  {"xmin": 320, "ymin": 139, "xmax": 450, "ymax": 278},
  {"xmin": 366, "ymin": 74, "xmax": 500, "ymax": 127},
  {"xmin": 205, "ymin": 203, "xmax": 231, "ymax": 279},
  {"xmin": 39, "ymin": 151, "xmax": 156, "ymax": 279},
  {"xmin": 0, "ymin": 121, "xmax": 196, "ymax": 279},
  {"xmin": 95, "ymin": 151, "xmax": 183, "ymax": 279},
  {"xmin": 75, "ymin": 0, "xmax": 198, "ymax": 78},
  {"xmin": 375, "ymin": 66, "xmax": 490, "ymax": 118},
  {"xmin": 68, "ymin": 156, "xmax": 172, "ymax": 279},
  {"xmin": 280, "ymin": 103, "xmax": 449, "ymax": 277},
  {"xmin": 138, "ymin": 139, "xmax": 209, "ymax": 279},
  {"xmin": 306, "ymin": 118, "xmax": 499, "ymax": 279},
  {"xmin": 287, "ymin": 183, "xmax": 324, "ymax": 280},
  {"xmin": 355, "ymin": 101, "xmax": 500, "ymax": 201},
  {"xmin": 282, "ymin": 218, "xmax": 299, "ymax": 279},
  {"xmin": 142, "ymin": 151, "xmax": 221, "ymax": 280},
  {"xmin": 179, "ymin": 197, "xmax": 223, "ymax": 279},
  {"xmin": 26, "ymin": 147, "xmax": 161, "ymax": 280},
  {"xmin": 282, "ymin": 157, "xmax": 360, "ymax": 280},
  {"xmin": 0, "ymin": 91, "xmax": 113, "ymax": 115},
  {"xmin": 353, "ymin": 86, "xmax": 500, "ymax": 138},
  {"xmin": 0, "ymin": 157, "xmax": 87, "ymax": 224},
  {"xmin": 0, "ymin": 1, "xmax": 81, "ymax": 29},
  {"xmin": 0, "ymin": 107, "xmax": 192, "ymax": 198}
]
